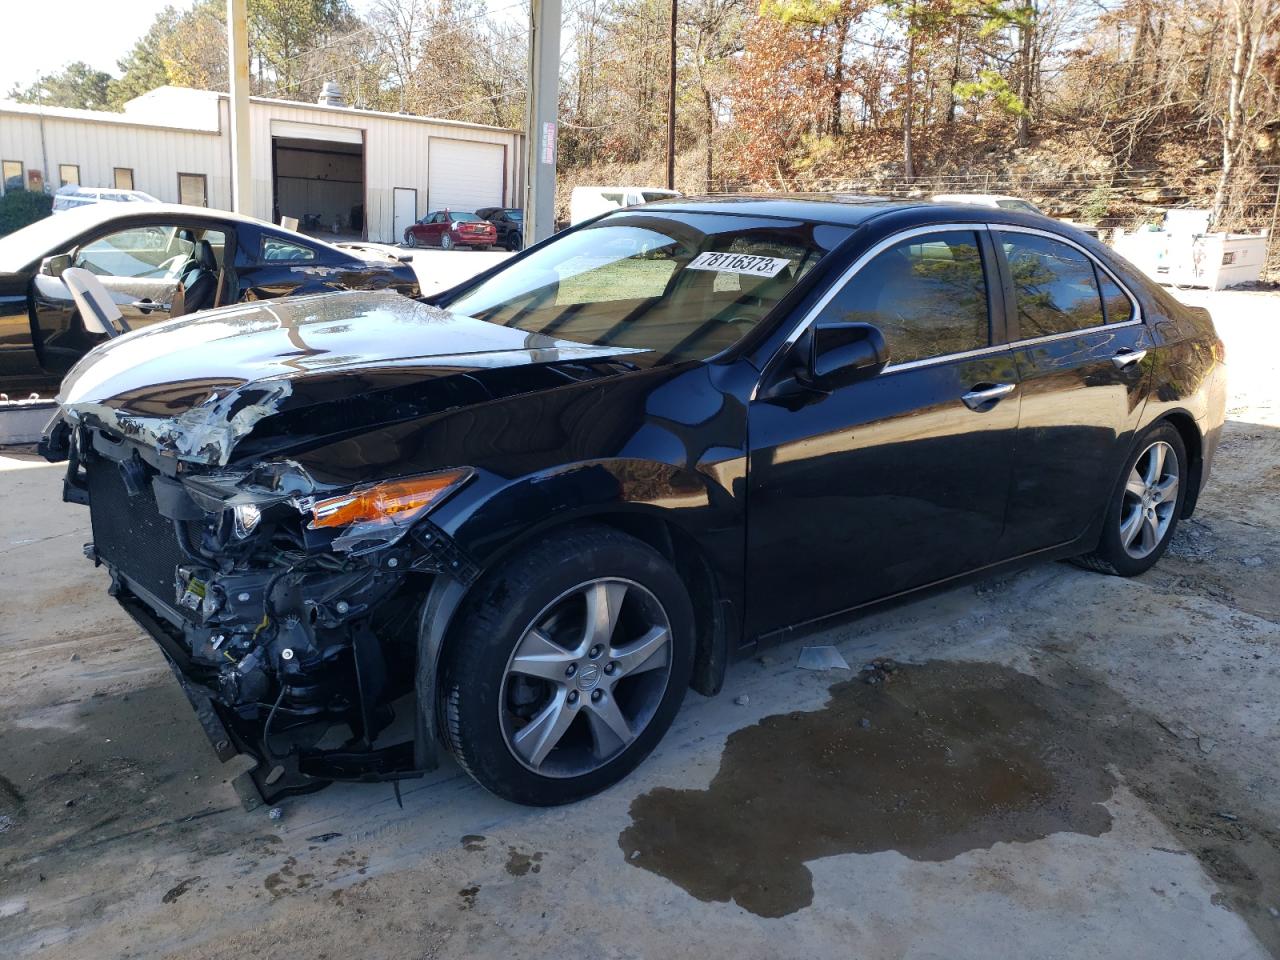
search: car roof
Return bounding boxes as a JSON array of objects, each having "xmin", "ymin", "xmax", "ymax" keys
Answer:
[
  {"xmin": 638, "ymin": 193, "xmax": 1020, "ymax": 227},
  {"xmin": 39, "ymin": 200, "xmax": 287, "ymax": 232},
  {"xmin": 0, "ymin": 201, "xmax": 354, "ymax": 274}
]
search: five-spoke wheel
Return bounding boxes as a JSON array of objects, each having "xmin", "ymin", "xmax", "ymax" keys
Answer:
[
  {"xmin": 501, "ymin": 579, "xmax": 672, "ymax": 777},
  {"xmin": 1075, "ymin": 421, "xmax": 1187, "ymax": 577},
  {"xmin": 438, "ymin": 525, "xmax": 693, "ymax": 805},
  {"xmin": 1119, "ymin": 440, "xmax": 1179, "ymax": 559}
]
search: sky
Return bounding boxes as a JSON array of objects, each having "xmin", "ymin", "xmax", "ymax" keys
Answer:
[{"xmin": 0, "ymin": 0, "xmax": 197, "ymax": 94}]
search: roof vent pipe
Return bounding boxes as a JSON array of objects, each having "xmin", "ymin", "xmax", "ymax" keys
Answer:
[{"xmin": 317, "ymin": 81, "xmax": 345, "ymax": 108}]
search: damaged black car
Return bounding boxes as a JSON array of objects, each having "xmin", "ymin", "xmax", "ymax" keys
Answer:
[{"xmin": 40, "ymin": 196, "xmax": 1226, "ymax": 807}]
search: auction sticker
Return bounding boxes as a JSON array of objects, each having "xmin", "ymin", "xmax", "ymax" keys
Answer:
[{"xmin": 685, "ymin": 251, "xmax": 792, "ymax": 277}]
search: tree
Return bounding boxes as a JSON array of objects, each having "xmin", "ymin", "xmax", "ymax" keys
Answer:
[
  {"xmin": 7, "ymin": 62, "xmax": 113, "ymax": 110},
  {"xmin": 1210, "ymin": 0, "xmax": 1278, "ymax": 228},
  {"xmin": 249, "ymin": 0, "xmax": 359, "ymax": 99}
]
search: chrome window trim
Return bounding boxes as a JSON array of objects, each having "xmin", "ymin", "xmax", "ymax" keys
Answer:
[
  {"xmin": 752, "ymin": 220, "xmax": 1146, "ymax": 397},
  {"xmin": 992, "ymin": 223, "xmax": 1143, "ymax": 329}
]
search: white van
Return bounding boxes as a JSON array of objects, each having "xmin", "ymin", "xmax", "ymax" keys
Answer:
[
  {"xmin": 570, "ymin": 186, "xmax": 681, "ymax": 225},
  {"xmin": 52, "ymin": 185, "xmax": 160, "ymax": 213}
]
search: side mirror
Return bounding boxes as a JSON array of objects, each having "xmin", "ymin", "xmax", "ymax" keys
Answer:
[
  {"xmin": 42, "ymin": 254, "xmax": 72, "ymax": 278},
  {"xmin": 808, "ymin": 321, "xmax": 889, "ymax": 388}
]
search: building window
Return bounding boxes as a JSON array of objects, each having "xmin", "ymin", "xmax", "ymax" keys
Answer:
[
  {"xmin": 59, "ymin": 164, "xmax": 80, "ymax": 187},
  {"xmin": 114, "ymin": 167, "xmax": 134, "ymax": 190},
  {"xmin": 2, "ymin": 160, "xmax": 24, "ymax": 193},
  {"xmin": 178, "ymin": 173, "xmax": 208, "ymax": 207}
]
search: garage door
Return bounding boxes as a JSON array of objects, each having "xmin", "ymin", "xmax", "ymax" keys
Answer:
[{"xmin": 428, "ymin": 139, "xmax": 505, "ymax": 213}]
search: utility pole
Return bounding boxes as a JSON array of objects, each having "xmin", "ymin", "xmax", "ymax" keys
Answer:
[
  {"xmin": 227, "ymin": 0, "xmax": 252, "ymax": 213},
  {"xmin": 665, "ymin": 0, "xmax": 678, "ymax": 190},
  {"xmin": 524, "ymin": 0, "xmax": 562, "ymax": 246}
]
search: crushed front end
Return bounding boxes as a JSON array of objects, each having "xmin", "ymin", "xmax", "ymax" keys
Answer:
[{"xmin": 42, "ymin": 417, "xmax": 475, "ymax": 809}]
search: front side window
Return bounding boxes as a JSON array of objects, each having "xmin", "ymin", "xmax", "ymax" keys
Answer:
[
  {"xmin": 815, "ymin": 230, "xmax": 991, "ymax": 365},
  {"xmin": 75, "ymin": 226, "xmax": 191, "ymax": 278},
  {"xmin": 114, "ymin": 167, "xmax": 134, "ymax": 190},
  {"xmin": 1001, "ymin": 232, "xmax": 1105, "ymax": 338},
  {"xmin": 447, "ymin": 211, "xmax": 851, "ymax": 363},
  {"xmin": 261, "ymin": 236, "xmax": 316, "ymax": 262},
  {"xmin": 3, "ymin": 160, "xmax": 24, "ymax": 193}
]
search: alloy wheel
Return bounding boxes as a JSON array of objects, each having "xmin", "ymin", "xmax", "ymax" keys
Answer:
[
  {"xmin": 405, "ymin": 233, "xmax": 416, "ymax": 247},
  {"xmin": 1119, "ymin": 440, "xmax": 1179, "ymax": 559},
  {"xmin": 499, "ymin": 578, "xmax": 673, "ymax": 778}
]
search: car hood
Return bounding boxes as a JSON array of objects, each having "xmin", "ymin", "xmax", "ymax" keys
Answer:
[{"xmin": 57, "ymin": 289, "xmax": 649, "ymax": 466}]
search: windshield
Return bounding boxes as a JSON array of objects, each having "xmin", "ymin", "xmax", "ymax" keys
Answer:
[{"xmin": 446, "ymin": 211, "xmax": 851, "ymax": 363}]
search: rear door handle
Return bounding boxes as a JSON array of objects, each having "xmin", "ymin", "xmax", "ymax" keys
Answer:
[
  {"xmin": 961, "ymin": 382, "xmax": 1016, "ymax": 411},
  {"xmin": 1111, "ymin": 348, "xmax": 1147, "ymax": 370}
]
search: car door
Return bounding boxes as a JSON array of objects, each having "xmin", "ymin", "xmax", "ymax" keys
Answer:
[
  {"xmin": 992, "ymin": 227, "xmax": 1153, "ymax": 557},
  {"xmin": 424, "ymin": 213, "xmax": 445, "ymax": 245},
  {"xmin": 746, "ymin": 226, "xmax": 1020, "ymax": 635},
  {"xmin": 29, "ymin": 224, "xmax": 190, "ymax": 380}
]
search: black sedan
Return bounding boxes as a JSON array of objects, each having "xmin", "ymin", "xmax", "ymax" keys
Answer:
[
  {"xmin": 475, "ymin": 206, "xmax": 524, "ymax": 251},
  {"xmin": 0, "ymin": 203, "xmax": 419, "ymax": 399},
  {"xmin": 41, "ymin": 195, "xmax": 1226, "ymax": 808}
]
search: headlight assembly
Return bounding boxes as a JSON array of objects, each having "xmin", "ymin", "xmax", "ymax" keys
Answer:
[{"xmin": 307, "ymin": 468, "xmax": 473, "ymax": 533}]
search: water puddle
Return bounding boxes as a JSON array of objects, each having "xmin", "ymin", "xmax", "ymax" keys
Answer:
[{"xmin": 620, "ymin": 661, "xmax": 1116, "ymax": 917}]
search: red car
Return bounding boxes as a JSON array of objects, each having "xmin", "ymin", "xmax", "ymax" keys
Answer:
[{"xmin": 403, "ymin": 210, "xmax": 498, "ymax": 250}]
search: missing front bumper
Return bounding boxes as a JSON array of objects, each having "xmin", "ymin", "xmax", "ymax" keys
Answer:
[{"xmin": 115, "ymin": 588, "xmax": 425, "ymax": 810}]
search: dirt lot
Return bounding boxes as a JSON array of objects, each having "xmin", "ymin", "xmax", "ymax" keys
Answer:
[{"xmin": 0, "ymin": 287, "xmax": 1277, "ymax": 960}]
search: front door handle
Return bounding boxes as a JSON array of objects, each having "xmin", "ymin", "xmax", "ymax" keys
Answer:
[
  {"xmin": 961, "ymin": 382, "xmax": 1016, "ymax": 411},
  {"xmin": 1111, "ymin": 348, "xmax": 1148, "ymax": 370},
  {"xmin": 131, "ymin": 300, "xmax": 171, "ymax": 313}
]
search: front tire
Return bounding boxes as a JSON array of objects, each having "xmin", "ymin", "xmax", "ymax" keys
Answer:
[
  {"xmin": 1074, "ymin": 421, "xmax": 1187, "ymax": 577},
  {"xmin": 404, "ymin": 232, "xmax": 417, "ymax": 247},
  {"xmin": 439, "ymin": 525, "xmax": 694, "ymax": 806}
]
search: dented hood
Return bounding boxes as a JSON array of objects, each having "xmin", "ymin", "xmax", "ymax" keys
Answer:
[{"xmin": 57, "ymin": 289, "xmax": 647, "ymax": 466}]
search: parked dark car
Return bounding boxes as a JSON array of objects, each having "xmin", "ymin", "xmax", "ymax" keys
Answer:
[
  {"xmin": 475, "ymin": 206, "xmax": 524, "ymax": 251},
  {"xmin": 0, "ymin": 203, "xmax": 419, "ymax": 399},
  {"xmin": 41, "ymin": 196, "xmax": 1226, "ymax": 808},
  {"xmin": 403, "ymin": 210, "xmax": 498, "ymax": 250}
]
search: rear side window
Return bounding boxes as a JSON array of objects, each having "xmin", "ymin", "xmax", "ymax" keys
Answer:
[
  {"xmin": 261, "ymin": 236, "xmax": 316, "ymax": 262},
  {"xmin": 1000, "ymin": 232, "xmax": 1105, "ymax": 337},
  {"xmin": 816, "ymin": 230, "xmax": 991, "ymax": 364}
]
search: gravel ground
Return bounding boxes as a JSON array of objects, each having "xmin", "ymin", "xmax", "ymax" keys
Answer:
[{"xmin": 0, "ymin": 287, "xmax": 1276, "ymax": 960}]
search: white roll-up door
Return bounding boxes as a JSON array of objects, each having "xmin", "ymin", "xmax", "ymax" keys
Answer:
[{"xmin": 428, "ymin": 138, "xmax": 505, "ymax": 212}]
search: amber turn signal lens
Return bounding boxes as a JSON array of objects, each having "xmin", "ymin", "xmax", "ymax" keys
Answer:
[{"xmin": 307, "ymin": 469, "xmax": 471, "ymax": 530}]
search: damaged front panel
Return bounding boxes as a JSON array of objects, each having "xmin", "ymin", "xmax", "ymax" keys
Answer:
[
  {"xmin": 57, "ymin": 422, "xmax": 479, "ymax": 806},
  {"xmin": 40, "ymin": 288, "xmax": 654, "ymax": 805}
]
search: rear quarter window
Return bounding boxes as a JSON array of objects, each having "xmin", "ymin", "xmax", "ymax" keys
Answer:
[{"xmin": 261, "ymin": 236, "xmax": 317, "ymax": 262}]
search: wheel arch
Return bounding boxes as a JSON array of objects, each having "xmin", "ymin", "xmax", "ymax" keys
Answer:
[{"xmin": 413, "ymin": 506, "xmax": 736, "ymax": 770}]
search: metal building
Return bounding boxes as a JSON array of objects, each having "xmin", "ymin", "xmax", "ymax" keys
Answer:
[{"xmin": 0, "ymin": 85, "xmax": 525, "ymax": 244}]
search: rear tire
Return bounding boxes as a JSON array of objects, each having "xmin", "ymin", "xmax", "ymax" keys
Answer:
[
  {"xmin": 1073, "ymin": 421, "xmax": 1187, "ymax": 577},
  {"xmin": 439, "ymin": 525, "xmax": 694, "ymax": 806},
  {"xmin": 440, "ymin": 233, "xmax": 455, "ymax": 251}
]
